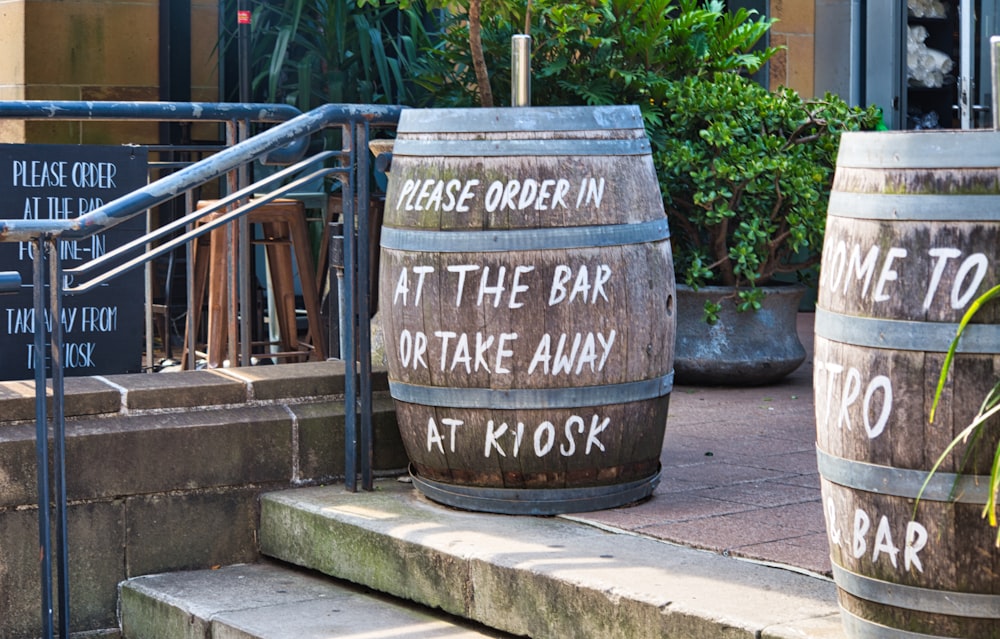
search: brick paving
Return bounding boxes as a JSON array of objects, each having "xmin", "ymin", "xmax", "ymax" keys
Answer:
[{"xmin": 570, "ymin": 313, "xmax": 831, "ymax": 577}]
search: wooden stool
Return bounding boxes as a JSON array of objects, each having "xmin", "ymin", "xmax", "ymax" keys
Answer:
[{"xmin": 185, "ymin": 198, "xmax": 327, "ymax": 368}]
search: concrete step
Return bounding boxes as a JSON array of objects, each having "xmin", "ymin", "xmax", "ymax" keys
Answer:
[
  {"xmin": 119, "ymin": 561, "xmax": 512, "ymax": 639},
  {"xmin": 258, "ymin": 481, "xmax": 844, "ymax": 639}
]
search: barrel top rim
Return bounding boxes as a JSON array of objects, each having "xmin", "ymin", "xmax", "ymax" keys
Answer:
[
  {"xmin": 397, "ymin": 105, "xmax": 644, "ymax": 133},
  {"xmin": 838, "ymin": 129, "xmax": 1000, "ymax": 168}
]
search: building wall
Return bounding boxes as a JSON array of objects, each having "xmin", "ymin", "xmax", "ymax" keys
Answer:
[
  {"xmin": 770, "ymin": 0, "xmax": 817, "ymax": 97},
  {"xmin": 0, "ymin": 0, "xmax": 220, "ymax": 144}
]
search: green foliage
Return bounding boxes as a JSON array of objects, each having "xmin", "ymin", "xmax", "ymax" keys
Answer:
[
  {"xmin": 408, "ymin": 0, "xmax": 777, "ymax": 119},
  {"xmin": 245, "ymin": 0, "xmax": 434, "ymax": 109},
  {"xmin": 347, "ymin": 1, "xmax": 879, "ymax": 324},
  {"xmin": 657, "ymin": 72, "xmax": 881, "ymax": 321},
  {"xmin": 922, "ymin": 283, "xmax": 1000, "ymax": 546}
]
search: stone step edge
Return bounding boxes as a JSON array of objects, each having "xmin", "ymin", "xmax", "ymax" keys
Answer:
[
  {"xmin": 119, "ymin": 560, "xmax": 505, "ymax": 639},
  {"xmin": 259, "ymin": 482, "xmax": 844, "ymax": 639},
  {"xmin": 0, "ymin": 360, "xmax": 389, "ymax": 424}
]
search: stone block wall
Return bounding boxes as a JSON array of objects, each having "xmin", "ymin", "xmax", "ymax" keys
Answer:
[
  {"xmin": 0, "ymin": 0, "xmax": 220, "ymax": 144},
  {"xmin": 770, "ymin": 0, "xmax": 816, "ymax": 97},
  {"xmin": 0, "ymin": 361, "xmax": 406, "ymax": 638}
]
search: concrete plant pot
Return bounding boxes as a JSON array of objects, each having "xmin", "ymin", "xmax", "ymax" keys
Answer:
[{"xmin": 673, "ymin": 283, "xmax": 806, "ymax": 386}]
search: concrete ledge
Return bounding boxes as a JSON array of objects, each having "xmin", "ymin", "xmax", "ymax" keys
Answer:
[
  {"xmin": 0, "ymin": 362, "xmax": 404, "ymax": 638},
  {"xmin": 119, "ymin": 562, "xmax": 500, "ymax": 639},
  {"xmin": 261, "ymin": 482, "xmax": 843, "ymax": 639},
  {"xmin": 0, "ymin": 360, "xmax": 390, "ymax": 423}
]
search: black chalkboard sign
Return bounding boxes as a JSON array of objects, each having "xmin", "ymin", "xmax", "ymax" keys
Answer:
[{"xmin": 0, "ymin": 144, "xmax": 148, "ymax": 381}]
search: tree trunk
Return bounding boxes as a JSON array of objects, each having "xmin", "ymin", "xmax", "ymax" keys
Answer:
[{"xmin": 468, "ymin": 0, "xmax": 493, "ymax": 107}]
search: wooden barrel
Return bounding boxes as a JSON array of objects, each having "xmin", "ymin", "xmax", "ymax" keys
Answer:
[
  {"xmin": 378, "ymin": 106, "xmax": 675, "ymax": 515},
  {"xmin": 815, "ymin": 130, "xmax": 1000, "ymax": 638}
]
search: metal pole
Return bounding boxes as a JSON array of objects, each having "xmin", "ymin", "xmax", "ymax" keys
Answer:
[
  {"xmin": 992, "ymin": 35, "xmax": 1000, "ymax": 129},
  {"xmin": 511, "ymin": 35, "xmax": 532, "ymax": 107},
  {"xmin": 343, "ymin": 123, "xmax": 358, "ymax": 492},
  {"xmin": 237, "ymin": 0, "xmax": 251, "ymax": 104},
  {"xmin": 185, "ymin": 190, "xmax": 197, "ymax": 370},
  {"xmin": 960, "ymin": 0, "xmax": 974, "ymax": 128},
  {"xmin": 33, "ymin": 238, "xmax": 53, "ymax": 639},
  {"xmin": 225, "ymin": 121, "xmax": 239, "ymax": 367},
  {"xmin": 850, "ymin": 0, "xmax": 862, "ymax": 107},
  {"xmin": 48, "ymin": 238, "xmax": 69, "ymax": 639},
  {"xmin": 356, "ymin": 120, "xmax": 373, "ymax": 491},
  {"xmin": 237, "ymin": 118, "xmax": 252, "ymax": 367}
]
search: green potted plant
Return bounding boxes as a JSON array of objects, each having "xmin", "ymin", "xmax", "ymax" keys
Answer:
[{"xmin": 659, "ymin": 72, "xmax": 881, "ymax": 384}]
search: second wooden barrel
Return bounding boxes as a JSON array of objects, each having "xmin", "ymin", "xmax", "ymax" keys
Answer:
[
  {"xmin": 379, "ymin": 106, "xmax": 675, "ymax": 514},
  {"xmin": 815, "ymin": 130, "xmax": 1000, "ymax": 638}
]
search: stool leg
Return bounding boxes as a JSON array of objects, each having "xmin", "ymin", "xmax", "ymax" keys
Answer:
[
  {"xmin": 287, "ymin": 213, "xmax": 327, "ymax": 360},
  {"xmin": 206, "ymin": 225, "xmax": 228, "ymax": 368},
  {"xmin": 182, "ymin": 236, "xmax": 211, "ymax": 369},
  {"xmin": 262, "ymin": 221, "xmax": 301, "ymax": 361}
]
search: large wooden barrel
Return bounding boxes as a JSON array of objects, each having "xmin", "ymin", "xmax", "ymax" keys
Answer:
[
  {"xmin": 815, "ymin": 130, "xmax": 1000, "ymax": 638},
  {"xmin": 378, "ymin": 106, "xmax": 675, "ymax": 515}
]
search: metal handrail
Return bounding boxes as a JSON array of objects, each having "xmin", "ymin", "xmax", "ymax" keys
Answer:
[
  {"xmin": 0, "ymin": 100, "xmax": 309, "ymax": 165},
  {"xmin": 0, "ymin": 100, "xmax": 404, "ymax": 639},
  {"xmin": 1, "ymin": 103, "xmax": 399, "ymax": 241}
]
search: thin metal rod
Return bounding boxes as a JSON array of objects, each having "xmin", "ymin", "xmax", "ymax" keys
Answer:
[
  {"xmin": 48, "ymin": 238, "xmax": 69, "ymax": 639},
  {"xmin": 237, "ymin": 118, "xmax": 251, "ymax": 367},
  {"xmin": 356, "ymin": 121, "xmax": 373, "ymax": 491},
  {"xmin": 343, "ymin": 123, "xmax": 358, "ymax": 493},
  {"xmin": 145, "ymin": 209, "xmax": 155, "ymax": 370},
  {"xmin": 960, "ymin": 0, "xmax": 974, "ymax": 128},
  {"xmin": 1, "ymin": 104, "xmax": 404, "ymax": 243},
  {"xmin": 68, "ymin": 153, "xmax": 342, "ymax": 281},
  {"xmin": 186, "ymin": 189, "xmax": 197, "ymax": 370},
  {"xmin": 66, "ymin": 169, "xmax": 341, "ymax": 294},
  {"xmin": 225, "ymin": 121, "xmax": 239, "ymax": 367},
  {"xmin": 32, "ymin": 238, "xmax": 53, "ymax": 639},
  {"xmin": 992, "ymin": 35, "xmax": 1000, "ymax": 130}
]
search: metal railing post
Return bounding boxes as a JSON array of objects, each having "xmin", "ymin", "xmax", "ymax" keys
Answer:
[
  {"xmin": 32, "ymin": 237, "xmax": 53, "ymax": 639},
  {"xmin": 48, "ymin": 238, "xmax": 69, "ymax": 639},
  {"xmin": 237, "ymin": 118, "xmax": 252, "ymax": 367},
  {"xmin": 356, "ymin": 120, "xmax": 374, "ymax": 491},
  {"xmin": 343, "ymin": 122, "xmax": 358, "ymax": 492},
  {"xmin": 0, "ymin": 105, "xmax": 404, "ymax": 636}
]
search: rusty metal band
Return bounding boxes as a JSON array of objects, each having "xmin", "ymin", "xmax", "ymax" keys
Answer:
[
  {"xmin": 814, "ymin": 307, "xmax": 1000, "ymax": 354},
  {"xmin": 380, "ymin": 219, "xmax": 669, "ymax": 253},
  {"xmin": 391, "ymin": 137, "xmax": 651, "ymax": 157},
  {"xmin": 840, "ymin": 608, "xmax": 968, "ymax": 639},
  {"xmin": 410, "ymin": 465, "xmax": 660, "ymax": 516},
  {"xmin": 816, "ymin": 447, "xmax": 989, "ymax": 504},
  {"xmin": 389, "ymin": 372, "xmax": 674, "ymax": 410},
  {"xmin": 833, "ymin": 565, "xmax": 1000, "ymax": 620},
  {"xmin": 827, "ymin": 191, "xmax": 1000, "ymax": 221},
  {"xmin": 397, "ymin": 105, "xmax": 644, "ymax": 133},
  {"xmin": 837, "ymin": 130, "xmax": 1000, "ymax": 168}
]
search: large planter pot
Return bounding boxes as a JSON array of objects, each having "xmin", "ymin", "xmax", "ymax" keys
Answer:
[
  {"xmin": 815, "ymin": 130, "xmax": 1000, "ymax": 639},
  {"xmin": 378, "ymin": 106, "xmax": 676, "ymax": 515},
  {"xmin": 673, "ymin": 283, "xmax": 806, "ymax": 386}
]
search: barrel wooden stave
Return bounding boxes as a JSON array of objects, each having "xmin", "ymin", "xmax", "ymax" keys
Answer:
[
  {"xmin": 817, "ymin": 130, "xmax": 1000, "ymax": 639},
  {"xmin": 379, "ymin": 107, "xmax": 674, "ymax": 509},
  {"xmin": 380, "ymin": 243, "xmax": 673, "ymax": 391},
  {"xmin": 823, "ymin": 480, "xmax": 999, "ymax": 638},
  {"xmin": 397, "ymin": 400, "xmax": 669, "ymax": 489}
]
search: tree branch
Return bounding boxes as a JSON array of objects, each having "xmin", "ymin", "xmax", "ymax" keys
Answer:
[{"xmin": 468, "ymin": 0, "xmax": 494, "ymax": 107}]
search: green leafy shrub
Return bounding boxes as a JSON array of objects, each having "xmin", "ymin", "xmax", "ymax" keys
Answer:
[
  {"xmin": 354, "ymin": 0, "xmax": 881, "ymax": 321},
  {"xmin": 412, "ymin": 0, "xmax": 775, "ymax": 125},
  {"xmin": 659, "ymin": 73, "xmax": 881, "ymax": 319}
]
